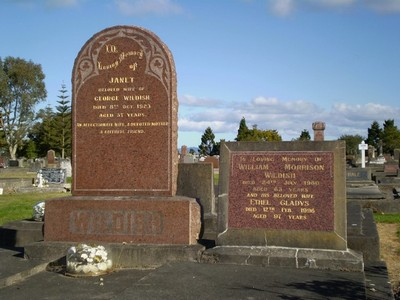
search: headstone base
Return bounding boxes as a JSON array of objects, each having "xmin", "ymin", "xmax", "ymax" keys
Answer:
[
  {"xmin": 201, "ymin": 246, "xmax": 364, "ymax": 272},
  {"xmin": 44, "ymin": 196, "xmax": 201, "ymax": 245},
  {"xmin": 0, "ymin": 220, "xmax": 44, "ymax": 248},
  {"xmin": 24, "ymin": 241, "xmax": 204, "ymax": 268}
]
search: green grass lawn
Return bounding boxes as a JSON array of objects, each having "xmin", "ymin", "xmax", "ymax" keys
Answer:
[
  {"xmin": 0, "ymin": 192, "xmax": 70, "ymax": 226},
  {"xmin": 0, "ymin": 172, "xmax": 36, "ymax": 179},
  {"xmin": 374, "ymin": 213, "xmax": 400, "ymax": 224}
]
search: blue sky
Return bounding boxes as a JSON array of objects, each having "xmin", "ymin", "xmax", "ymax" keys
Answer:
[{"xmin": 1, "ymin": 0, "xmax": 400, "ymax": 147}]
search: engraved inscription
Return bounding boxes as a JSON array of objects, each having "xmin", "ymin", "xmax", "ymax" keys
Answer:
[
  {"xmin": 69, "ymin": 210, "xmax": 163, "ymax": 236},
  {"xmin": 228, "ymin": 152, "xmax": 334, "ymax": 231}
]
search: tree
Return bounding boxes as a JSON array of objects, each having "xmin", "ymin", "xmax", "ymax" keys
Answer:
[
  {"xmin": 235, "ymin": 117, "xmax": 250, "ymax": 141},
  {"xmin": 0, "ymin": 57, "xmax": 46, "ymax": 159},
  {"xmin": 199, "ymin": 127, "xmax": 216, "ymax": 156},
  {"xmin": 338, "ymin": 134, "xmax": 365, "ymax": 156},
  {"xmin": 366, "ymin": 121, "xmax": 382, "ymax": 151},
  {"xmin": 381, "ymin": 119, "xmax": 400, "ymax": 156},
  {"xmin": 235, "ymin": 118, "xmax": 282, "ymax": 142},
  {"xmin": 28, "ymin": 105, "xmax": 58, "ymax": 157},
  {"xmin": 293, "ymin": 129, "xmax": 311, "ymax": 141},
  {"xmin": 54, "ymin": 83, "xmax": 71, "ymax": 158}
]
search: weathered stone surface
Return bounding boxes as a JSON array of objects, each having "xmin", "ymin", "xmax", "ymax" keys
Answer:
[
  {"xmin": 72, "ymin": 26, "xmax": 178, "ymax": 196},
  {"xmin": 0, "ymin": 220, "xmax": 44, "ymax": 248},
  {"xmin": 25, "ymin": 241, "xmax": 204, "ymax": 268},
  {"xmin": 177, "ymin": 163, "xmax": 215, "ymax": 215},
  {"xmin": 347, "ymin": 168, "xmax": 372, "ymax": 181},
  {"xmin": 44, "ymin": 196, "xmax": 200, "ymax": 245},
  {"xmin": 202, "ymin": 246, "xmax": 363, "ymax": 272}
]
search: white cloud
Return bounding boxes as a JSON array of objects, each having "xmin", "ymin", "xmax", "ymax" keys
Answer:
[
  {"xmin": 45, "ymin": 0, "xmax": 78, "ymax": 7},
  {"xmin": 252, "ymin": 96, "xmax": 279, "ymax": 106},
  {"xmin": 305, "ymin": 0, "xmax": 356, "ymax": 8},
  {"xmin": 267, "ymin": 0, "xmax": 400, "ymax": 16},
  {"xmin": 268, "ymin": 0, "xmax": 296, "ymax": 17},
  {"xmin": 365, "ymin": 0, "xmax": 400, "ymax": 13},
  {"xmin": 178, "ymin": 93, "xmax": 400, "ymax": 144},
  {"xmin": 331, "ymin": 102, "xmax": 397, "ymax": 120},
  {"xmin": 114, "ymin": 0, "xmax": 183, "ymax": 16},
  {"xmin": 180, "ymin": 94, "xmax": 222, "ymax": 107}
]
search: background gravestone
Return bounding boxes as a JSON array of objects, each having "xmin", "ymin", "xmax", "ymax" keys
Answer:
[
  {"xmin": 46, "ymin": 150, "xmax": 56, "ymax": 168},
  {"xmin": 44, "ymin": 26, "xmax": 200, "ymax": 249}
]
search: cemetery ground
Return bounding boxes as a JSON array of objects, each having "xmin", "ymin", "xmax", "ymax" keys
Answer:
[
  {"xmin": 0, "ymin": 191, "xmax": 399, "ymax": 297},
  {"xmin": 376, "ymin": 219, "xmax": 400, "ymax": 297}
]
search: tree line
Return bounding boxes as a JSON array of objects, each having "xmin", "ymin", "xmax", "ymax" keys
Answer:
[
  {"xmin": 0, "ymin": 57, "xmax": 71, "ymax": 160},
  {"xmin": 1, "ymin": 56, "xmax": 399, "ymax": 160},
  {"xmin": 199, "ymin": 117, "xmax": 400, "ymax": 157}
]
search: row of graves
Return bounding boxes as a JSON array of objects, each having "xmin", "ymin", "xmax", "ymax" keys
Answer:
[
  {"xmin": 0, "ymin": 151, "xmax": 71, "ymax": 193},
  {"xmin": 0, "ymin": 26, "xmax": 394, "ymax": 297}
]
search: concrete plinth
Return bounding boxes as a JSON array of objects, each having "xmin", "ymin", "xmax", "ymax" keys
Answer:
[
  {"xmin": 24, "ymin": 241, "xmax": 205, "ymax": 269},
  {"xmin": 0, "ymin": 220, "xmax": 44, "ymax": 248},
  {"xmin": 201, "ymin": 246, "xmax": 364, "ymax": 272}
]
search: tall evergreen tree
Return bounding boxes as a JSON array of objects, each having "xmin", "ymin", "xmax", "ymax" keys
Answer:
[
  {"xmin": 236, "ymin": 117, "xmax": 249, "ymax": 141},
  {"xmin": 382, "ymin": 119, "xmax": 400, "ymax": 156},
  {"xmin": 28, "ymin": 105, "xmax": 57, "ymax": 157},
  {"xmin": 366, "ymin": 121, "xmax": 382, "ymax": 150},
  {"xmin": 54, "ymin": 83, "xmax": 71, "ymax": 158},
  {"xmin": 298, "ymin": 129, "xmax": 311, "ymax": 141},
  {"xmin": 199, "ymin": 127, "xmax": 216, "ymax": 156}
]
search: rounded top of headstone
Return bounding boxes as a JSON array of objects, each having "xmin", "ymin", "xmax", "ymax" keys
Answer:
[{"xmin": 312, "ymin": 121, "xmax": 326, "ymax": 130}]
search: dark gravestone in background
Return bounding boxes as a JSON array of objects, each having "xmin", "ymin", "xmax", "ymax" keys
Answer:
[{"xmin": 72, "ymin": 26, "xmax": 178, "ymax": 196}]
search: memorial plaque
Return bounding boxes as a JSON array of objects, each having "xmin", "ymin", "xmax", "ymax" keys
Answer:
[
  {"xmin": 41, "ymin": 168, "xmax": 67, "ymax": 184},
  {"xmin": 217, "ymin": 141, "xmax": 347, "ymax": 250},
  {"xmin": 346, "ymin": 168, "xmax": 371, "ymax": 181},
  {"xmin": 72, "ymin": 26, "xmax": 177, "ymax": 196},
  {"xmin": 229, "ymin": 152, "xmax": 333, "ymax": 231}
]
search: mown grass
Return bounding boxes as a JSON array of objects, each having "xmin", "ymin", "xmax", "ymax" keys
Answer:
[
  {"xmin": 374, "ymin": 213, "xmax": 400, "ymax": 224},
  {"xmin": 0, "ymin": 172, "xmax": 36, "ymax": 179},
  {"xmin": 0, "ymin": 192, "xmax": 70, "ymax": 226},
  {"xmin": 374, "ymin": 213, "xmax": 400, "ymax": 241}
]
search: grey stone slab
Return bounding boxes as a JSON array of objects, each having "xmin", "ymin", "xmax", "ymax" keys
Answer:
[
  {"xmin": 0, "ymin": 220, "xmax": 44, "ymax": 248},
  {"xmin": 201, "ymin": 246, "xmax": 363, "ymax": 272},
  {"xmin": 116, "ymin": 262, "xmax": 367, "ymax": 300},
  {"xmin": 24, "ymin": 241, "xmax": 205, "ymax": 269},
  {"xmin": 177, "ymin": 162, "xmax": 215, "ymax": 215},
  {"xmin": 347, "ymin": 185, "xmax": 385, "ymax": 199}
]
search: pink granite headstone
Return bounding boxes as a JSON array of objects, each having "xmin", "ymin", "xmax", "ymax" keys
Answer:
[
  {"xmin": 44, "ymin": 26, "xmax": 200, "ymax": 245},
  {"xmin": 217, "ymin": 141, "xmax": 347, "ymax": 250},
  {"xmin": 72, "ymin": 26, "xmax": 178, "ymax": 196}
]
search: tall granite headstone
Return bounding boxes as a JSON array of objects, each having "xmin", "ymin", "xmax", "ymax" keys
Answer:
[
  {"xmin": 44, "ymin": 26, "xmax": 200, "ymax": 248},
  {"xmin": 72, "ymin": 26, "xmax": 177, "ymax": 196}
]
